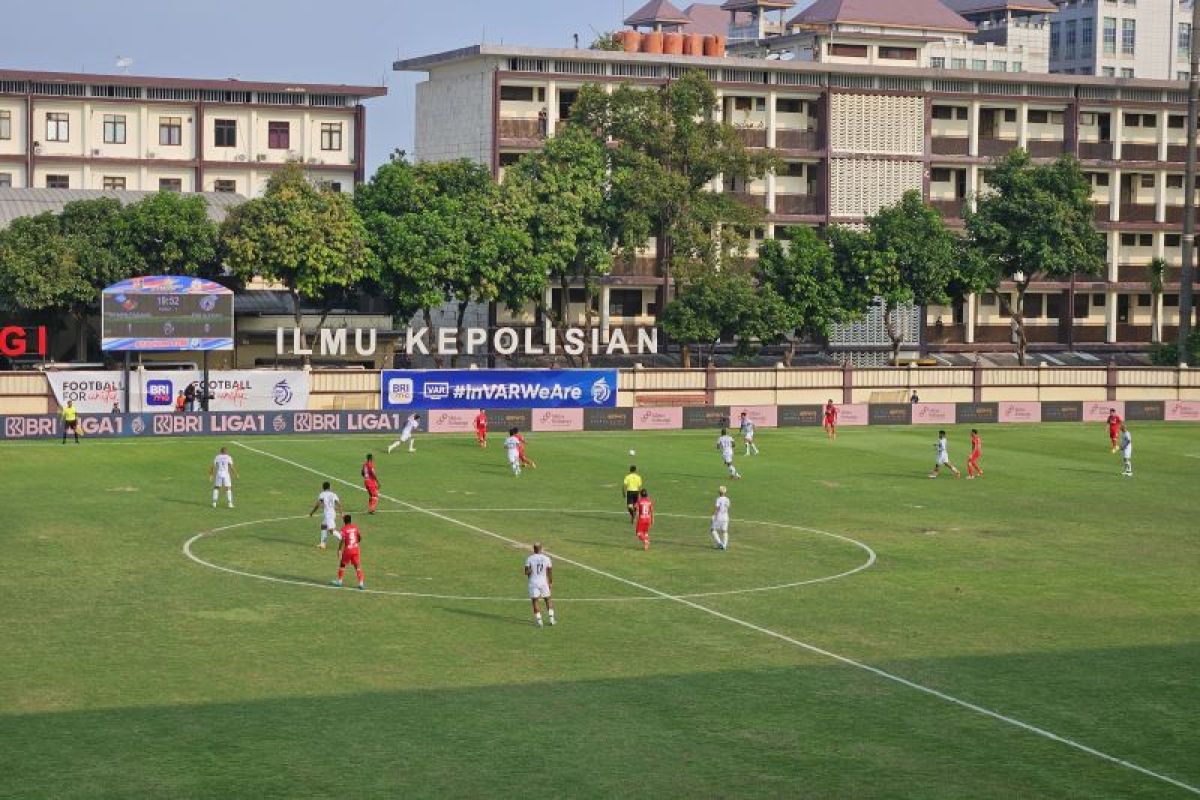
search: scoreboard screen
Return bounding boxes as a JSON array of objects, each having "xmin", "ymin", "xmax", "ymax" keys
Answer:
[{"xmin": 101, "ymin": 277, "xmax": 235, "ymax": 352}]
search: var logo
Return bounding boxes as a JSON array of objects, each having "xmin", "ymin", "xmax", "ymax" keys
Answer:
[{"xmin": 146, "ymin": 380, "xmax": 174, "ymax": 406}]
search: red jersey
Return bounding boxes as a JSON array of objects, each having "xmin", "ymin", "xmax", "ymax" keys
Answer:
[
  {"xmin": 824, "ymin": 404, "xmax": 838, "ymax": 421},
  {"xmin": 475, "ymin": 413, "xmax": 487, "ymax": 431},
  {"xmin": 361, "ymin": 461, "xmax": 377, "ymax": 481},
  {"xmin": 970, "ymin": 434, "xmax": 981, "ymax": 455},
  {"xmin": 1107, "ymin": 413, "xmax": 1122, "ymax": 430},
  {"xmin": 341, "ymin": 524, "xmax": 361, "ymax": 552},
  {"xmin": 635, "ymin": 497, "xmax": 653, "ymax": 522}
]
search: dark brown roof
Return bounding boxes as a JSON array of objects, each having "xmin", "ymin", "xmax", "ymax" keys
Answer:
[
  {"xmin": 942, "ymin": 0, "xmax": 1056, "ymax": 13},
  {"xmin": 0, "ymin": 68, "xmax": 386, "ymax": 97},
  {"xmin": 721, "ymin": 0, "xmax": 795, "ymax": 9},
  {"xmin": 625, "ymin": 0, "xmax": 693, "ymax": 26},
  {"xmin": 682, "ymin": 3, "xmax": 736, "ymax": 35},
  {"xmin": 791, "ymin": 0, "xmax": 976, "ymax": 33}
]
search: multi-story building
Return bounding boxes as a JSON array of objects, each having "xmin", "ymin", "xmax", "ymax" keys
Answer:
[
  {"xmin": 396, "ymin": 37, "xmax": 1199, "ymax": 356},
  {"xmin": 0, "ymin": 69, "xmax": 386, "ymax": 196},
  {"xmin": 1048, "ymin": 0, "xmax": 1192, "ymax": 80}
]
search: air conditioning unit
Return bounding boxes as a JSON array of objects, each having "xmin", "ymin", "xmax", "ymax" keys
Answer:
[
  {"xmin": 146, "ymin": 151, "xmax": 156, "ymax": 158},
  {"xmin": 91, "ymin": 148, "xmax": 102, "ymax": 156},
  {"xmin": 236, "ymin": 154, "xmax": 248, "ymax": 162},
  {"xmin": 255, "ymin": 154, "xmax": 267, "ymax": 162}
]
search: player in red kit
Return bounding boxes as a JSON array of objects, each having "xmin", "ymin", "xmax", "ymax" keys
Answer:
[
  {"xmin": 361, "ymin": 453, "xmax": 379, "ymax": 514},
  {"xmin": 516, "ymin": 431, "xmax": 537, "ymax": 469},
  {"xmin": 1106, "ymin": 408, "xmax": 1122, "ymax": 453},
  {"xmin": 823, "ymin": 399, "xmax": 839, "ymax": 441},
  {"xmin": 474, "ymin": 409, "xmax": 488, "ymax": 448},
  {"xmin": 634, "ymin": 488, "xmax": 654, "ymax": 550},
  {"xmin": 331, "ymin": 514, "xmax": 365, "ymax": 590},
  {"xmin": 966, "ymin": 429, "xmax": 983, "ymax": 479}
]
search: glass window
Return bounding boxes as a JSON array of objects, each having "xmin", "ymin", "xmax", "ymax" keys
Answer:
[
  {"xmin": 951, "ymin": 58, "xmax": 967, "ymax": 70},
  {"xmin": 499, "ymin": 85, "xmax": 535, "ymax": 102},
  {"xmin": 930, "ymin": 57, "xmax": 946, "ymax": 69},
  {"xmin": 1012, "ymin": 61, "xmax": 1023, "ymax": 73},
  {"xmin": 992, "ymin": 60, "xmax": 1007, "ymax": 72},
  {"xmin": 158, "ymin": 178, "xmax": 182, "ymax": 192},
  {"xmin": 102, "ymin": 176, "xmax": 126, "ymax": 190},
  {"xmin": 1074, "ymin": 293, "xmax": 1090, "ymax": 318},
  {"xmin": 972, "ymin": 59, "xmax": 987, "ymax": 71},
  {"xmin": 46, "ymin": 112, "xmax": 69, "ymax": 142},
  {"xmin": 1025, "ymin": 293, "xmax": 1045, "ymax": 318},
  {"xmin": 46, "ymin": 174, "xmax": 69, "ymax": 188},
  {"xmin": 609, "ymin": 289, "xmax": 644, "ymax": 318},
  {"xmin": 1045, "ymin": 293, "xmax": 1062, "ymax": 319},
  {"xmin": 1065, "ymin": 20, "xmax": 1077, "ymax": 60},
  {"xmin": 213, "ymin": 178, "xmax": 237, "ymax": 193},
  {"xmin": 1121, "ymin": 68, "xmax": 1135, "ymax": 78},
  {"xmin": 878, "ymin": 46, "xmax": 917, "ymax": 60},
  {"xmin": 213, "ymin": 119, "xmax": 237, "ymax": 148},
  {"xmin": 1121, "ymin": 18, "xmax": 1136, "ymax": 55},
  {"xmin": 1051, "ymin": 22, "xmax": 1061, "ymax": 57},
  {"xmin": 1082, "ymin": 17, "xmax": 1094, "ymax": 48},
  {"xmin": 267, "ymin": 121, "xmax": 290, "ymax": 150},
  {"xmin": 1103, "ymin": 17, "xmax": 1117, "ymax": 55},
  {"xmin": 159, "ymin": 117, "xmax": 182, "ymax": 146},
  {"xmin": 1180, "ymin": 23, "xmax": 1192, "ymax": 58},
  {"xmin": 0, "ymin": 110, "xmax": 10, "ymax": 140},
  {"xmin": 102, "ymin": 114, "xmax": 126, "ymax": 144},
  {"xmin": 1102, "ymin": 66, "xmax": 1116, "ymax": 77},
  {"xmin": 829, "ymin": 43, "xmax": 869, "ymax": 58},
  {"xmin": 1168, "ymin": 175, "xmax": 1184, "ymax": 188},
  {"xmin": 320, "ymin": 122, "xmax": 343, "ymax": 151},
  {"xmin": 0, "ymin": 173, "xmax": 12, "ymax": 188}
]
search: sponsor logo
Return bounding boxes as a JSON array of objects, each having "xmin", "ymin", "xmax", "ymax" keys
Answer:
[
  {"xmin": 272, "ymin": 380, "xmax": 294, "ymax": 406},
  {"xmin": 273, "ymin": 414, "xmax": 288, "ymax": 432},
  {"xmin": 146, "ymin": 380, "xmax": 173, "ymax": 407},
  {"xmin": 0, "ymin": 326, "xmax": 48, "ymax": 358},
  {"xmin": 423, "ymin": 382, "xmax": 450, "ymax": 401},
  {"xmin": 388, "ymin": 378, "xmax": 414, "ymax": 406},
  {"xmin": 591, "ymin": 378, "xmax": 612, "ymax": 405},
  {"xmin": 131, "ymin": 417, "xmax": 146, "ymax": 435}
]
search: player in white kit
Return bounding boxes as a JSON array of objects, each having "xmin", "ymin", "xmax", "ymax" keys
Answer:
[
  {"xmin": 739, "ymin": 412, "xmax": 759, "ymax": 456},
  {"xmin": 524, "ymin": 542, "xmax": 555, "ymax": 627},
  {"xmin": 928, "ymin": 430, "xmax": 961, "ymax": 479},
  {"xmin": 710, "ymin": 486, "xmax": 731, "ymax": 550},
  {"xmin": 504, "ymin": 428, "xmax": 522, "ymax": 476},
  {"xmin": 1119, "ymin": 424, "xmax": 1133, "ymax": 477},
  {"xmin": 717, "ymin": 429, "xmax": 742, "ymax": 479},
  {"xmin": 387, "ymin": 413, "xmax": 422, "ymax": 454},
  {"xmin": 309, "ymin": 481, "xmax": 343, "ymax": 548},
  {"xmin": 209, "ymin": 447, "xmax": 238, "ymax": 508}
]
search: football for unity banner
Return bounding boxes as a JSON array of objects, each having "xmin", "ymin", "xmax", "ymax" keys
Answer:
[
  {"xmin": 45, "ymin": 370, "xmax": 310, "ymax": 413},
  {"xmin": 381, "ymin": 369, "xmax": 618, "ymax": 410}
]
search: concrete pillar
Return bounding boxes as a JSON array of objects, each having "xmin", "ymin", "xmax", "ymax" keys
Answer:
[
  {"xmin": 1106, "ymin": 290, "xmax": 1118, "ymax": 343},
  {"xmin": 546, "ymin": 81, "xmax": 557, "ymax": 137},
  {"xmin": 1110, "ymin": 167, "xmax": 1121, "ymax": 222},
  {"xmin": 1112, "ymin": 106, "xmax": 1123, "ymax": 160},
  {"xmin": 1156, "ymin": 169, "xmax": 1167, "ymax": 223},
  {"xmin": 1018, "ymin": 101, "xmax": 1029, "ymax": 149},
  {"xmin": 965, "ymin": 293, "xmax": 977, "ymax": 344},
  {"xmin": 600, "ymin": 285, "xmax": 611, "ymax": 338},
  {"xmin": 1159, "ymin": 108, "xmax": 1170, "ymax": 162},
  {"xmin": 1108, "ymin": 230, "xmax": 1120, "ymax": 282},
  {"xmin": 766, "ymin": 89, "xmax": 777, "ymax": 213},
  {"xmin": 968, "ymin": 100, "xmax": 981, "ymax": 157}
]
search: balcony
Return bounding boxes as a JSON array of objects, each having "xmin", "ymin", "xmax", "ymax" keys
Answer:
[
  {"xmin": 775, "ymin": 128, "xmax": 820, "ymax": 151},
  {"xmin": 1121, "ymin": 143, "xmax": 1158, "ymax": 161},
  {"xmin": 929, "ymin": 198, "xmax": 966, "ymax": 219},
  {"xmin": 931, "ymin": 136, "xmax": 969, "ymax": 156},
  {"xmin": 735, "ymin": 127, "xmax": 767, "ymax": 148},
  {"xmin": 978, "ymin": 136, "xmax": 1019, "ymax": 157},
  {"xmin": 498, "ymin": 118, "xmax": 544, "ymax": 140},
  {"xmin": 611, "ymin": 256, "xmax": 659, "ymax": 278},
  {"xmin": 727, "ymin": 191, "xmax": 768, "ymax": 210},
  {"xmin": 1026, "ymin": 139, "xmax": 1065, "ymax": 159},
  {"xmin": 774, "ymin": 194, "xmax": 823, "ymax": 216},
  {"xmin": 1167, "ymin": 144, "xmax": 1200, "ymax": 163},
  {"xmin": 1119, "ymin": 204, "xmax": 1157, "ymax": 223},
  {"xmin": 1079, "ymin": 141, "xmax": 1113, "ymax": 160},
  {"xmin": 1093, "ymin": 203, "xmax": 1111, "ymax": 223}
]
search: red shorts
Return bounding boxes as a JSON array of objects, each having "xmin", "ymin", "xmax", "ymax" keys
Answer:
[
  {"xmin": 1109, "ymin": 427, "xmax": 1120, "ymax": 440},
  {"xmin": 364, "ymin": 478, "xmax": 379, "ymax": 496},
  {"xmin": 340, "ymin": 549, "xmax": 361, "ymax": 568},
  {"xmin": 476, "ymin": 427, "xmax": 487, "ymax": 438},
  {"xmin": 969, "ymin": 451, "xmax": 981, "ymax": 461},
  {"xmin": 636, "ymin": 520, "xmax": 651, "ymax": 536},
  {"xmin": 824, "ymin": 417, "xmax": 835, "ymax": 426}
]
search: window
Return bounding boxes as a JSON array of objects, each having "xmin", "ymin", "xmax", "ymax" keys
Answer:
[
  {"xmin": 46, "ymin": 174, "xmax": 69, "ymax": 188},
  {"xmin": 1124, "ymin": 113, "xmax": 1156, "ymax": 127},
  {"xmin": 1140, "ymin": 174, "xmax": 1155, "ymax": 189},
  {"xmin": 992, "ymin": 60, "xmax": 1008, "ymax": 72},
  {"xmin": 1093, "ymin": 293, "xmax": 1106, "ymax": 308},
  {"xmin": 0, "ymin": 173, "xmax": 11, "ymax": 188},
  {"xmin": 1168, "ymin": 174, "xmax": 1184, "ymax": 189},
  {"xmin": 1137, "ymin": 294, "xmax": 1151, "ymax": 306},
  {"xmin": 213, "ymin": 179, "xmax": 237, "ymax": 193},
  {"xmin": 0, "ymin": 110, "xmax": 10, "ymax": 140},
  {"xmin": 213, "ymin": 119, "xmax": 237, "ymax": 148},
  {"xmin": 1103, "ymin": 17, "xmax": 1117, "ymax": 54},
  {"xmin": 932, "ymin": 105, "xmax": 955, "ymax": 120},
  {"xmin": 1091, "ymin": 172, "xmax": 1110, "ymax": 187},
  {"xmin": 931, "ymin": 167, "xmax": 953, "ymax": 182},
  {"xmin": 1181, "ymin": 72, "xmax": 1192, "ymax": 81},
  {"xmin": 267, "ymin": 121, "xmax": 289, "ymax": 150},
  {"xmin": 320, "ymin": 122, "xmax": 343, "ymax": 151},
  {"xmin": 1074, "ymin": 293, "xmax": 1090, "ymax": 318},
  {"xmin": 159, "ymin": 177, "xmax": 182, "ymax": 192},
  {"xmin": 319, "ymin": 180, "xmax": 343, "ymax": 193},
  {"xmin": 1025, "ymin": 293, "xmax": 1044, "ymax": 318},
  {"xmin": 499, "ymin": 85, "xmax": 545, "ymax": 102},
  {"xmin": 782, "ymin": 162, "xmax": 806, "ymax": 177},
  {"xmin": 878, "ymin": 46, "xmax": 917, "ymax": 60},
  {"xmin": 1028, "ymin": 109, "xmax": 1050, "ymax": 124},
  {"xmin": 1164, "ymin": 294, "xmax": 1179, "ymax": 307},
  {"xmin": 1065, "ymin": 20, "xmax": 1077, "ymax": 60},
  {"xmin": 1082, "ymin": 17, "xmax": 1094, "ymax": 48},
  {"xmin": 45, "ymin": 112, "xmax": 69, "ymax": 142},
  {"xmin": 609, "ymin": 289, "xmax": 644, "ymax": 318},
  {"xmin": 829, "ymin": 43, "xmax": 869, "ymax": 58},
  {"xmin": 1003, "ymin": 109, "xmax": 1017, "ymax": 123},
  {"xmin": 1045, "ymin": 293, "xmax": 1062, "ymax": 319},
  {"xmin": 1012, "ymin": 61, "xmax": 1023, "ymax": 73},
  {"xmin": 1121, "ymin": 68, "xmax": 1135, "ymax": 78},
  {"xmin": 951, "ymin": 58, "xmax": 967, "ymax": 70},
  {"xmin": 159, "ymin": 117, "xmax": 182, "ymax": 146},
  {"xmin": 1180, "ymin": 22, "xmax": 1192, "ymax": 58},
  {"xmin": 1170, "ymin": 114, "xmax": 1186, "ymax": 129},
  {"xmin": 930, "ymin": 57, "xmax": 946, "ymax": 69},
  {"xmin": 1102, "ymin": 66, "xmax": 1116, "ymax": 77},
  {"xmin": 970, "ymin": 58, "xmax": 986, "ymax": 71},
  {"xmin": 1050, "ymin": 22, "xmax": 1061, "ymax": 57},
  {"xmin": 102, "ymin": 176, "xmax": 126, "ymax": 190},
  {"xmin": 1121, "ymin": 18, "xmax": 1136, "ymax": 55},
  {"xmin": 102, "ymin": 114, "xmax": 126, "ymax": 145},
  {"xmin": 776, "ymin": 98, "xmax": 805, "ymax": 114},
  {"xmin": 1081, "ymin": 112, "xmax": 1097, "ymax": 126}
]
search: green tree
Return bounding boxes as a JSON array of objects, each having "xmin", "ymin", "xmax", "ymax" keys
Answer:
[
  {"xmin": 115, "ymin": 192, "xmax": 222, "ymax": 278},
  {"xmin": 356, "ymin": 156, "xmax": 538, "ymax": 367},
  {"xmin": 569, "ymin": 70, "xmax": 776, "ymax": 304},
  {"xmin": 660, "ymin": 269, "xmax": 789, "ymax": 368},
  {"xmin": 965, "ymin": 151, "xmax": 1105, "ymax": 365},
  {"xmin": 756, "ymin": 226, "xmax": 868, "ymax": 365},
  {"xmin": 862, "ymin": 191, "xmax": 963, "ymax": 365},
  {"xmin": 222, "ymin": 164, "xmax": 370, "ymax": 357}
]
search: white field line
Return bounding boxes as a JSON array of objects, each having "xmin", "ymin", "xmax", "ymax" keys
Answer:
[
  {"xmin": 183, "ymin": 509, "xmax": 876, "ymax": 602},
  {"xmin": 230, "ymin": 440, "xmax": 1200, "ymax": 797}
]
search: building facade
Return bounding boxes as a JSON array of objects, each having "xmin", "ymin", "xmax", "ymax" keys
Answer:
[
  {"xmin": 396, "ymin": 43, "xmax": 1199, "ymax": 355},
  {"xmin": 1048, "ymin": 0, "xmax": 1192, "ymax": 80},
  {"xmin": 0, "ymin": 70, "xmax": 385, "ymax": 196}
]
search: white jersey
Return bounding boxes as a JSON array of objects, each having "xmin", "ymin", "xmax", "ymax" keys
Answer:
[
  {"xmin": 526, "ymin": 552, "xmax": 552, "ymax": 598},
  {"xmin": 935, "ymin": 438, "xmax": 950, "ymax": 464},
  {"xmin": 717, "ymin": 434, "xmax": 735, "ymax": 459},
  {"xmin": 504, "ymin": 435, "xmax": 521, "ymax": 462},
  {"xmin": 712, "ymin": 495, "xmax": 731, "ymax": 531},
  {"xmin": 1120, "ymin": 430, "xmax": 1132, "ymax": 457},
  {"xmin": 317, "ymin": 490, "xmax": 340, "ymax": 525},
  {"xmin": 400, "ymin": 415, "xmax": 419, "ymax": 441},
  {"xmin": 739, "ymin": 419, "xmax": 755, "ymax": 438},
  {"xmin": 212, "ymin": 453, "xmax": 233, "ymax": 485}
]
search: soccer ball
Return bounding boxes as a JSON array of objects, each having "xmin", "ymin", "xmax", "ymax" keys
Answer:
[{"xmin": 629, "ymin": 449, "xmax": 636, "ymax": 456}]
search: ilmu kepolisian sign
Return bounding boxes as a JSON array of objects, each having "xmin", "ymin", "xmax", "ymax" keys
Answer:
[{"xmin": 276, "ymin": 326, "xmax": 660, "ymax": 358}]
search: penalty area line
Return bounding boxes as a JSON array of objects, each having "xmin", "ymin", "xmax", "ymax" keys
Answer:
[{"xmin": 229, "ymin": 440, "xmax": 1199, "ymax": 797}]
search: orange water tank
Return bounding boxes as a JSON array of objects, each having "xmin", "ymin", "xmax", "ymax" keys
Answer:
[
  {"xmin": 663, "ymin": 32, "xmax": 683, "ymax": 55},
  {"xmin": 712, "ymin": 34, "xmax": 726, "ymax": 57},
  {"xmin": 702, "ymin": 35, "xmax": 718, "ymax": 57},
  {"xmin": 685, "ymin": 33, "xmax": 704, "ymax": 56},
  {"xmin": 622, "ymin": 30, "xmax": 642, "ymax": 53},
  {"xmin": 642, "ymin": 31, "xmax": 664, "ymax": 54}
]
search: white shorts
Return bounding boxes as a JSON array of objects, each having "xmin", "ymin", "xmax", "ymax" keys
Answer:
[
  {"xmin": 1121, "ymin": 448, "xmax": 1132, "ymax": 459},
  {"xmin": 936, "ymin": 454, "xmax": 950, "ymax": 466},
  {"xmin": 508, "ymin": 454, "xmax": 520, "ymax": 465},
  {"xmin": 322, "ymin": 513, "xmax": 338, "ymax": 531},
  {"xmin": 721, "ymin": 452, "xmax": 734, "ymax": 464},
  {"xmin": 213, "ymin": 475, "xmax": 231, "ymax": 488},
  {"xmin": 528, "ymin": 580, "xmax": 551, "ymax": 599},
  {"xmin": 743, "ymin": 432, "xmax": 755, "ymax": 442},
  {"xmin": 711, "ymin": 515, "xmax": 729, "ymax": 533},
  {"xmin": 400, "ymin": 430, "xmax": 414, "ymax": 443}
]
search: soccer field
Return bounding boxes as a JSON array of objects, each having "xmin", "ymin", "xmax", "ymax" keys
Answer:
[{"xmin": 1, "ymin": 423, "xmax": 1198, "ymax": 799}]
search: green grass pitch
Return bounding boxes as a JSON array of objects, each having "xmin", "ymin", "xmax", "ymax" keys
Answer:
[{"xmin": 1, "ymin": 423, "xmax": 1197, "ymax": 799}]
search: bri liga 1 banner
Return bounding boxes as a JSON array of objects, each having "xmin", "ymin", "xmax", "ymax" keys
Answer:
[{"xmin": 381, "ymin": 369, "xmax": 618, "ymax": 410}]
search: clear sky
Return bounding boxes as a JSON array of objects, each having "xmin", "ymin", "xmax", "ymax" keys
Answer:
[{"xmin": 2, "ymin": 0, "xmax": 635, "ymax": 173}]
